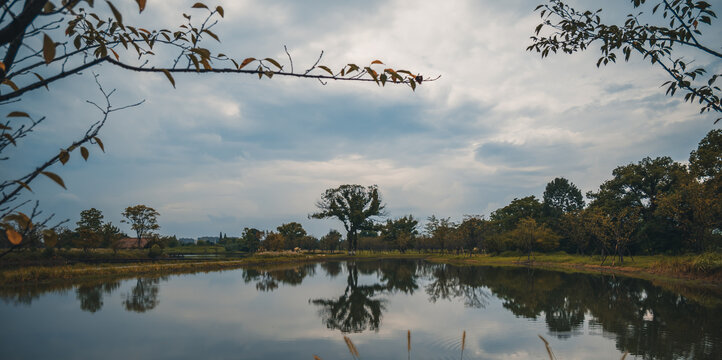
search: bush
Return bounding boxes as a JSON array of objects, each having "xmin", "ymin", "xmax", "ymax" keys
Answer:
[{"xmin": 148, "ymin": 244, "xmax": 163, "ymax": 258}]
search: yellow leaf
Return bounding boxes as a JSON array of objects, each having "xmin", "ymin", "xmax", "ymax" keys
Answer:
[
  {"xmin": 161, "ymin": 69, "xmax": 175, "ymax": 88},
  {"xmin": 32, "ymin": 72, "xmax": 49, "ymax": 90},
  {"xmin": 41, "ymin": 171, "xmax": 67, "ymax": 189},
  {"xmin": 318, "ymin": 65, "xmax": 333, "ymax": 76},
  {"xmin": 239, "ymin": 57, "xmax": 256, "ymax": 70},
  {"xmin": 3, "ymin": 133, "xmax": 16, "ymax": 146},
  {"xmin": 135, "ymin": 0, "xmax": 146, "ymax": 13},
  {"xmin": 0, "ymin": 61, "xmax": 5, "ymax": 72},
  {"xmin": 59, "ymin": 149, "xmax": 69, "ymax": 165},
  {"xmin": 2, "ymin": 79, "xmax": 19, "ymax": 91},
  {"xmin": 106, "ymin": 1, "xmax": 124, "ymax": 28},
  {"xmin": 192, "ymin": 2, "xmax": 208, "ymax": 9},
  {"xmin": 81, "ymin": 146, "xmax": 89, "ymax": 161},
  {"xmin": 43, "ymin": 33, "xmax": 55, "ymax": 64},
  {"xmin": 264, "ymin": 58, "xmax": 282, "ymax": 70},
  {"xmin": 94, "ymin": 136, "xmax": 105, "ymax": 152},
  {"xmin": 6, "ymin": 228, "xmax": 22, "ymax": 245},
  {"xmin": 216, "ymin": 6, "xmax": 224, "ymax": 17},
  {"xmin": 7, "ymin": 111, "xmax": 30, "ymax": 118},
  {"xmin": 14, "ymin": 180, "xmax": 32, "ymax": 193}
]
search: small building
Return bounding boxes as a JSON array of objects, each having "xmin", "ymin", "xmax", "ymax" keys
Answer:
[{"xmin": 116, "ymin": 237, "xmax": 150, "ymax": 249}]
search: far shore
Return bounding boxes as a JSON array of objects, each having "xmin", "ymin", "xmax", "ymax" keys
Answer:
[{"xmin": 0, "ymin": 250, "xmax": 720, "ymax": 289}]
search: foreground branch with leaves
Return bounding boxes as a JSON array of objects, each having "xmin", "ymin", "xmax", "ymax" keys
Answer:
[
  {"xmin": 528, "ymin": 0, "xmax": 721, "ymax": 123},
  {"xmin": 0, "ymin": 0, "xmax": 432, "ymax": 253}
]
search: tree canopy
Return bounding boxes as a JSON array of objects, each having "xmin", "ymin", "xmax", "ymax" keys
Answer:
[{"xmin": 310, "ymin": 184, "xmax": 385, "ymax": 254}]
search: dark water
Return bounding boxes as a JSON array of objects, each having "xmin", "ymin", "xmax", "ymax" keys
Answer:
[{"xmin": 1, "ymin": 260, "xmax": 720, "ymax": 359}]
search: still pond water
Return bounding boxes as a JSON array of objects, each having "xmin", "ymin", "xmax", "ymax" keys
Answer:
[{"xmin": 1, "ymin": 260, "xmax": 720, "ymax": 359}]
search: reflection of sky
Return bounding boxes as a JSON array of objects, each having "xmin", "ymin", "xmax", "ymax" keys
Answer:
[{"xmin": 0, "ymin": 264, "xmax": 631, "ymax": 360}]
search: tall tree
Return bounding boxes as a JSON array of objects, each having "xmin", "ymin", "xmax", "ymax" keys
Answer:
[
  {"xmin": 75, "ymin": 207, "xmax": 104, "ymax": 251},
  {"xmin": 543, "ymin": 177, "xmax": 584, "ymax": 218},
  {"xmin": 380, "ymin": 215, "xmax": 418, "ymax": 253},
  {"xmin": 319, "ymin": 229, "xmax": 342, "ymax": 251},
  {"xmin": 528, "ymin": 0, "xmax": 721, "ymax": 123},
  {"xmin": 310, "ymin": 184, "xmax": 385, "ymax": 254},
  {"xmin": 121, "ymin": 205, "xmax": 159, "ymax": 248},
  {"xmin": 490, "ymin": 196, "xmax": 543, "ymax": 232},
  {"xmin": 240, "ymin": 227, "xmax": 262, "ymax": 253},
  {"xmin": 588, "ymin": 156, "xmax": 686, "ymax": 253}
]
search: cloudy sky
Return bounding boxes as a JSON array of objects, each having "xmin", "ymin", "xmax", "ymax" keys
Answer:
[{"xmin": 6, "ymin": 0, "xmax": 722, "ymax": 238}]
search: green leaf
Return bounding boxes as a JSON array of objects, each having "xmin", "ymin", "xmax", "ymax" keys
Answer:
[{"xmin": 42, "ymin": 171, "xmax": 67, "ymax": 189}]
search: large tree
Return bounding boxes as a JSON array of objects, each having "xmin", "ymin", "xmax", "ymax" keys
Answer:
[
  {"xmin": 276, "ymin": 222, "xmax": 307, "ymax": 250},
  {"xmin": 75, "ymin": 207, "xmax": 104, "ymax": 251},
  {"xmin": 310, "ymin": 184, "xmax": 385, "ymax": 254},
  {"xmin": 528, "ymin": 0, "xmax": 721, "ymax": 123},
  {"xmin": 0, "ymin": 0, "xmax": 429, "ymax": 253},
  {"xmin": 588, "ymin": 156, "xmax": 686, "ymax": 253},
  {"xmin": 121, "ymin": 204, "xmax": 159, "ymax": 248}
]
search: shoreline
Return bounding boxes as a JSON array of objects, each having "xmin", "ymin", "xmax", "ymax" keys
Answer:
[{"xmin": 0, "ymin": 252, "xmax": 720, "ymax": 289}]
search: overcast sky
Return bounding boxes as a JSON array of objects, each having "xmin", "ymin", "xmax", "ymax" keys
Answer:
[{"xmin": 6, "ymin": 0, "xmax": 722, "ymax": 238}]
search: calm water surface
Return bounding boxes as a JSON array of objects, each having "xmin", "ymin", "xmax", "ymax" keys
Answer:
[{"xmin": 1, "ymin": 260, "xmax": 720, "ymax": 359}]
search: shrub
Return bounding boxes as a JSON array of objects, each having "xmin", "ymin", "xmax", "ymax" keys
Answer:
[{"xmin": 148, "ymin": 244, "xmax": 163, "ymax": 259}]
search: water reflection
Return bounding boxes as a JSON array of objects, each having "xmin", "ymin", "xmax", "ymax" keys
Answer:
[
  {"xmin": 123, "ymin": 277, "xmax": 164, "ymax": 313},
  {"xmin": 76, "ymin": 281, "xmax": 120, "ymax": 313},
  {"xmin": 1, "ymin": 260, "xmax": 720, "ymax": 359}
]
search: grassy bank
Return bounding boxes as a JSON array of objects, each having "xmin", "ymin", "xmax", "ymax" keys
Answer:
[
  {"xmin": 1, "ymin": 250, "xmax": 720, "ymax": 287},
  {"xmin": 425, "ymin": 252, "xmax": 722, "ymax": 286}
]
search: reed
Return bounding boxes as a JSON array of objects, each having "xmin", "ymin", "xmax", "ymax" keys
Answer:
[{"xmin": 343, "ymin": 336, "xmax": 359, "ymax": 360}]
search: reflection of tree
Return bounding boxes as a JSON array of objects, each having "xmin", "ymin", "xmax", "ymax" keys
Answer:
[
  {"xmin": 122, "ymin": 277, "xmax": 164, "ymax": 313},
  {"xmin": 242, "ymin": 264, "xmax": 317, "ymax": 292},
  {"xmin": 425, "ymin": 264, "xmax": 490, "ymax": 308},
  {"xmin": 76, "ymin": 281, "xmax": 120, "ymax": 313},
  {"xmin": 311, "ymin": 262, "xmax": 387, "ymax": 333},
  {"xmin": 476, "ymin": 266, "xmax": 722, "ymax": 359},
  {"xmin": 320, "ymin": 262, "xmax": 342, "ymax": 278}
]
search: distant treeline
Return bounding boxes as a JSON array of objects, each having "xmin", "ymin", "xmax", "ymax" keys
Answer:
[
  {"xmin": 3, "ymin": 131, "xmax": 720, "ymax": 264},
  {"xmin": 228, "ymin": 130, "xmax": 722, "ymax": 263}
]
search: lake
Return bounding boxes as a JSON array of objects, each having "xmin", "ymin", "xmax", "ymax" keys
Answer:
[{"xmin": 1, "ymin": 259, "xmax": 720, "ymax": 359}]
